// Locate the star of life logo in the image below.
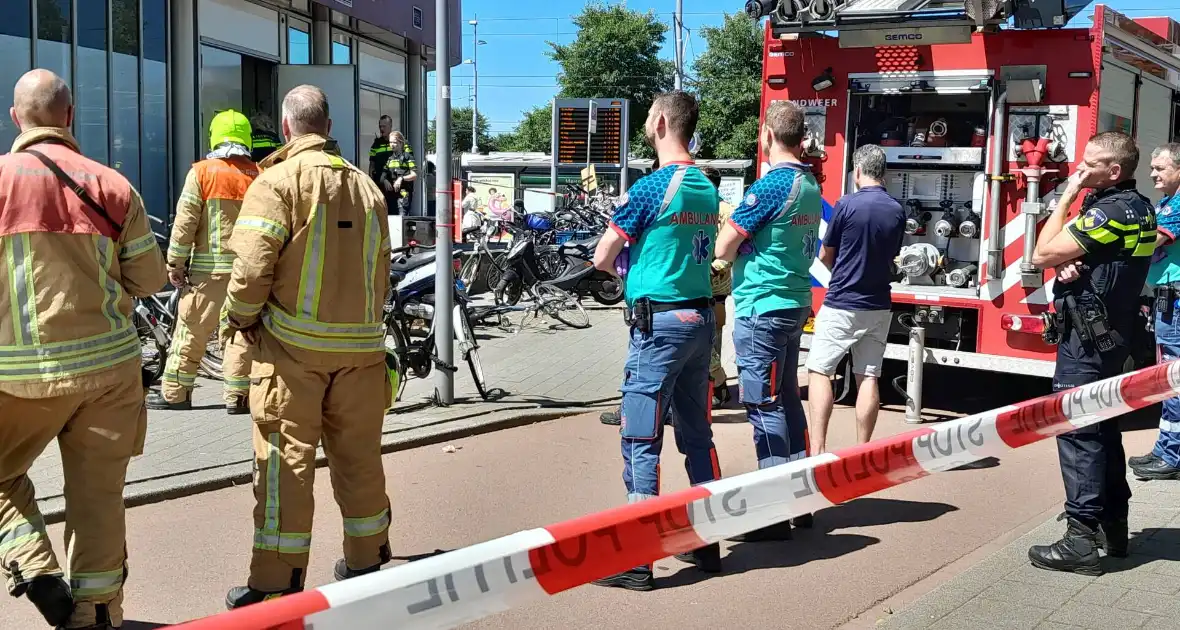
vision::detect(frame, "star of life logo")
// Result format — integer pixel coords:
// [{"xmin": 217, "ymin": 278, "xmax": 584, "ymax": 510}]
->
[{"xmin": 692, "ymin": 230, "xmax": 711, "ymax": 264}]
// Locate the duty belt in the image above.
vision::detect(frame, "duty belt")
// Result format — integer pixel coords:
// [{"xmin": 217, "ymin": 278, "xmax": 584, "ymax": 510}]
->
[{"xmin": 649, "ymin": 297, "xmax": 713, "ymax": 313}]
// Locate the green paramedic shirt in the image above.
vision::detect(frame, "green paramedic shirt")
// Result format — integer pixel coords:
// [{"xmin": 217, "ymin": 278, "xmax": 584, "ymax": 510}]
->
[
  {"xmin": 729, "ymin": 162, "xmax": 823, "ymax": 318},
  {"xmin": 610, "ymin": 162, "xmax": 719, "ymax": 307}
]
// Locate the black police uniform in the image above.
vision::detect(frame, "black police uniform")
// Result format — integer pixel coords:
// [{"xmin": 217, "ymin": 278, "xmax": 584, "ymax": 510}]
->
[
  {"xmin": 384, "ymin": 145, "xmax": 417, "ymax": 215},
  {"xmin": 251, "ymin": 129, "xmax": 282, "ymax": 163},
  {"xmin": 368, "ymin": 135, "xmax": 394, "ymax": 180},
  {"xmin": 1030, "ymin": 179, "xmax": 1156, "ymax": 574}
]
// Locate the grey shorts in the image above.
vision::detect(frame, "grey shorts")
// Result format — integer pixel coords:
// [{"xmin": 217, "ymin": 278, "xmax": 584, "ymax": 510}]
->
[{"xmin": 804, "ymin": 306, "xmax": 892, "ymax": 377}]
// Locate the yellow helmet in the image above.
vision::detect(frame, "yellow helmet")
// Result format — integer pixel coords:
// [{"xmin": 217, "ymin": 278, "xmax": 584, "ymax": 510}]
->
[{"xmin": 209, "ymin": 109, "xmax": 253, "ymax": 150}]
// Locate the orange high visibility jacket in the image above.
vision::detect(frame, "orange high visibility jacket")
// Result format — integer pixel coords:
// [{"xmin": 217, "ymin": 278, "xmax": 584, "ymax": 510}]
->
[
  {"xmin": 0, "ymin": 128, "xmax": 167, "ymax": 398},
  {"xmin": 168, "ymin": 155, "xmax": 259, "ymax": 276},
  {"xmin": 225, "ymin": 134, "xmax": 391, "ymax": 367}
]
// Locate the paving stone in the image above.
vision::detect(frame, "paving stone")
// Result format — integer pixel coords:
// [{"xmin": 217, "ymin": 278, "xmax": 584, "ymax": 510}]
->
[
  {"xmin": 1004, "ymin": 564, "xmax": 1100, "ymax": 591},
  {"xmin": 875, "ymin": 586, "xmax": 976, "ymax": 630},
  {"xmin": 979, "ymin": 579, "xmax": 1078, "ymax": 609},
  {"xmin": 1069, "ymin": 583, "xmax": 1127, "ymax": 607},
  {"xmin": 928, "ymin": 597, "xmax": 1051, "ymax": 629},
  {"xmin": 1094, "ymin": 565, "xmax": 1180, "ymax": 595},
  {"xmin": 1033, "ymin": 623, "xmax": 1085, "ymax": 630},
  {"xmin": 1045, "ymin": 601, "xmax": 1151, "ymax": 629},
  {"xmin": 1111, "ymin": 588, "xmax": 1180, "ymax": 617}
]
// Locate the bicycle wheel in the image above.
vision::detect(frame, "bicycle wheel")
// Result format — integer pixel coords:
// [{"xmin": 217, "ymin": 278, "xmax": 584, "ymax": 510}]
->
[
  {"xmin": 454, "ymin": 304, "xmax": 489, "ymax": 400},
  {"xmin": 135, "ymin": 311, "xmax": 166, "ymax": 387},
  {"xmin": 200, "ymin": 330, "xmax": 224, "ymax": 380},
  {"xmin": 459, "ymin": 254, "xmax": 481, "ymax": 290},
  {"xmin": 385, "ymin": 320, "xmax": 411, "ymax": 402},
  {"xmin": 536, "ymin": 284, "xmax": 591, "ymax": 329}
]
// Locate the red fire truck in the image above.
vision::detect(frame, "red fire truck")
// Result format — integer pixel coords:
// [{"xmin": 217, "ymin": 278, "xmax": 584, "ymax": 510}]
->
[{"xmin": 752, "ymin": 1, "xmax": 1180, "ymax": 408}]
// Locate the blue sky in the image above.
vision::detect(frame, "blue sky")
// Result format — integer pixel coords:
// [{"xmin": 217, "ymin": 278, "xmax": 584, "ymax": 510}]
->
[{"xmin": 428, "ymin": 0, "xmax": 1180, "ymax": 139}]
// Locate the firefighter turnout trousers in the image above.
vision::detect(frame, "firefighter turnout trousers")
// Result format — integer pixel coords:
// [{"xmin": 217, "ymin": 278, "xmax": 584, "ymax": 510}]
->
[
  {"xmin": 0, "ymin": 370, "xmax": 146, "ymax": 628},
  {"xmin": 247, "ymin": 336, "xmax": 393, "ymax": 592},
  {"xmin": 162, "ymin": 274, "xmax": 252, "ymax": 403}
]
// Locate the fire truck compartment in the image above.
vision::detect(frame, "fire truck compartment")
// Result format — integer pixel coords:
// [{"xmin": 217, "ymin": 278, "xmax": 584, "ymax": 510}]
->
[{"xmin": 848, "ymin": 89, "xmax": 990, "ymax": 168}]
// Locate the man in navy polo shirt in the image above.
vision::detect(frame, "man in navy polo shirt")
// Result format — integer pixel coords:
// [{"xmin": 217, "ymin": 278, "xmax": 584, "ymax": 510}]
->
[{"xmin": 806, "ymin": 144, "xmax": 905, "ymax": 455}]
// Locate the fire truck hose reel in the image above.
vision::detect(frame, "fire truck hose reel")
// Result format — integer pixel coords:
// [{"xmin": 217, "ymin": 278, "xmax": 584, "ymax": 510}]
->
[{"xmin": 945, "ymin": 264, "xmax": 979, "ymax": 288}]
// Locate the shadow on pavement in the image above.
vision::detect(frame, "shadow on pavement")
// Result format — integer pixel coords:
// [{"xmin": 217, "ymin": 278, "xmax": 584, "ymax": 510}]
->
[
  {"xmin": 121, "ymin": 622, "xmax": 168, "ymax": 629},
  {"xmin": 1103, "ymin": 527, "xmax": 1180, "ymax": 574},
  {"xmin": 392, "ymin": 548, "xmax": 454, "ymax": 563},
  {"xmin": 658, "ymin": 533, "xmax": 880, "ymax": 588},
  {"xmin": 811, "ymin": 497, "xmax": 959, "ymax": 532}
]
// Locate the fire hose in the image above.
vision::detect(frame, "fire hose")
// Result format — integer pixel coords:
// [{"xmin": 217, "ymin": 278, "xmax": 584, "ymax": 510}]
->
[{"xmin": 169, "ymin": 360, "xmax": 1180, "ymax": 630}]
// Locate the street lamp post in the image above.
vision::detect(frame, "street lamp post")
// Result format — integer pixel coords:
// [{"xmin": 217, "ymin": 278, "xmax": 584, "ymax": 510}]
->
[{"xmin": 467, "ymin": 19, "xmax": 487, "ymax": 154}]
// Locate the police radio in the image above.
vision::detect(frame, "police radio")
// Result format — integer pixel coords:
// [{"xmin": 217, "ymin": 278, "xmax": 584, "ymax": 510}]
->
[{"xmin": 1063, "ymin": 295, "xmax": 1117, "ymax": 353}]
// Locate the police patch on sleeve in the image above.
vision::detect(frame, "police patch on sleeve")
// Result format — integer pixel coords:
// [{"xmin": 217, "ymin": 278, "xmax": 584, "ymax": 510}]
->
[
  {"xmin": 1079, "ymin": 208, "xmax": 1108, "ymax": 232},
  {"xmin": 744, "ymin": 193, "xmax": 759, "ymax": 208}
]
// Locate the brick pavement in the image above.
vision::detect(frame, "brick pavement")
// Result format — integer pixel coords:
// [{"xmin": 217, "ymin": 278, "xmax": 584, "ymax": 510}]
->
[{"xmin": 876, "ymin": 474, "xmax": 1180, "ymax": 630}]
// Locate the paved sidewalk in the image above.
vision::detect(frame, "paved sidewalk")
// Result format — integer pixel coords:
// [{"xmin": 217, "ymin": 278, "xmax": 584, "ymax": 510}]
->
[
  {"xmin": 30, "ymin": 302, "xmax": 756, "ymax": 520},
  {"xmin": 875, "ymin": 473, "xmax": 1180, "ymax": 630}
]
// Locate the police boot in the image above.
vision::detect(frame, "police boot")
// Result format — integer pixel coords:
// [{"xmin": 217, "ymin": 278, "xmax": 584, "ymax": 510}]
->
[
  {"xmin": 1099, "ymin": 519, "xmax": 1129, "ymax": 558},
  {"xmin": 226, "ymin": 570, "xmax": 304, "ymax": 610},
  {"xmin": 145, "ymin": 389, "xmax": 192, "ymax": 411},
  {"xmin": 591, "ymin": 565, "xmax": 654, "ymax": 592},
  {"xmin": 17, "ymin": 575, "xmax": 74, "ymax": 627},
  {"xmin": 225, "ymin": 394, "xmax": 249, "ymax": 415},
  {"xmin": 730, "ymin": 520, "xmax": 793, "ymax": 542},
  {"xmin": 673, "ymin": 543, "xmax": 722, "ymax": 573},
  {"xmin": 1132, "ymin": 458, "xmax": 1180, "ymax": 481},
  {"xmin": 1028, "ymin": 515, "xmax": 1102, "ymax": 576},
  {"xmin": 333, "ymin": 544, "xmax": 392, "ymax": 581}
]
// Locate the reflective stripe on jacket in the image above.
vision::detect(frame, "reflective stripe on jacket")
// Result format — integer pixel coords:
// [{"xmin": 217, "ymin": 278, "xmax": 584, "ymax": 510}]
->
[
  {"xmin": 168, "ymin": 156, "xmax": 259, "ymax": 276},
  {"xmin": 226, "ymin": 134, "xmax": 392, "ymax": 367},
  {"xmin": 0, "ymin": 128, "xmax": 167, "ymax": 397}
]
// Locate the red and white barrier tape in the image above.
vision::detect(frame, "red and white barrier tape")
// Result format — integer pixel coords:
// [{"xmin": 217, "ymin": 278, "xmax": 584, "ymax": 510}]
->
[{"xmin": 170, "ymin": 360, "xmax": 1180, "ymax": 630}]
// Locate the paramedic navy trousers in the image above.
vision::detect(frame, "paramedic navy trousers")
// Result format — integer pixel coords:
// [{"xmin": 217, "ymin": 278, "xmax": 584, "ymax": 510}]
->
[{"xmin": 619, "ymin": 308, "xmax": 721, "ymax": 503}]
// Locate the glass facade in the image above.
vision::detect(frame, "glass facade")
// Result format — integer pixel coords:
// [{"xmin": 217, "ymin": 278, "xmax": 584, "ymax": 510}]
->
[{"xmin": 1, "ymin": 0, "xmax": 172, "ymax": 231}]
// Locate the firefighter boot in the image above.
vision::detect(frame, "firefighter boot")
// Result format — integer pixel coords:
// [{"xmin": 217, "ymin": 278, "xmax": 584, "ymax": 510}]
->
[
  {"xmin": 673, "ymin": 543, "xmax": 722, "ymax": 573},
  {"xmin": 61, "ymin": 602, "xmax": 116, "ymax": 630},
  {"xmin": 145, "ymin": 389, "xmax": 192, "ymax": 411},
  {"xmin": 19, "ymin": 574, "xmax": 74, "ymax": 627},
  {"xmin": 225, "ymin": 574, "xmax": 304, "ymax": 610},
  {"xmin": 225, "ymin": 394, "xmax": 248, "ymax": 415},
  {"xmin": 333, "ymin": 544, "xmax": 393, "ymax": 581},
  {"xmin": 1028, "ymin": 515, "xmax": 1102, "ymax": 576},
  {"xmin": 1099, "ymin": 519, "xmax": 1129, "ymax": 558}
]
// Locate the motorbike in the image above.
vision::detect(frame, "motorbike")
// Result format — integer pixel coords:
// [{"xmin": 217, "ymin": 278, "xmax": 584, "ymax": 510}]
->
[{"xmin": 493, "ymin": 224, "xmax": 592, "ymax": 329}]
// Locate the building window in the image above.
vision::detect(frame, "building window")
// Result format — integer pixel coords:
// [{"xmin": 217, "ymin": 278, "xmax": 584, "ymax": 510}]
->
[
  {"xmin": 142, "ymin": 0, "xmax": 169, "ymax": 232},
  {"xmin": 199, "ymin": 45, "xmax": 243, "ymax": 152},
  {"xmin": 332, "ymin": 31, "xmax": 350, "ymax": 65},
  {"xmin": 288, "ymin": 19, "xmax": 310, "ymax": 65},
  {"xmin": 112, "ymin": 0, "xmax": 140, "ymax": 187},
  {"xmin": 359, "ymin": 89, "xmax": 404, "ymax": 174},
  {"xmin": 76, "ymin": 0, "xmax": 108, "ymax": 163},
  {"xmin": 36, "ymin": 0, "xmax": 71, "ymax": 87},
  {"xmin": 199, "ymin": 0, "xmax": 280, "ymax": 59},
  {"xmin": 358, "ymin": 42, "xmax": 406, "ymax": 93},
  {"xmin": 0, "ymin": 1, "xmax": 33, "ymax": 151}
]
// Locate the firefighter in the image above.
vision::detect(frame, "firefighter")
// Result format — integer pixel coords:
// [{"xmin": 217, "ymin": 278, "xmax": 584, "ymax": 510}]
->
[
  {"xmin": 250, "ymin": 112, "xmax": 282, "ymax": 164},
  {"xmin": 0, "ymin": 69, "xmax": 166, "ymax": 629},
  {"xmin": 1130, "ymin": 142, "xmax": 1180, "ymax": 480},
  {"xmin": 384, "ymin": 131, "xmax": 418, "ymax": 215},
  {"xmin": 591, "ymin": 91, "xmax": 723, "ymax": 591},
  {"xmin": 1028, "ymin": 131, "xmax": 1157, "ymax": 575},
  {"xmin": 221, "ymin": 84, "xmax": 393, "ymax": 608},
  {"xmin": 146, "ymin": 110, "xmax": 258, "ymax": 413},
  {"xmin": 714, "ymin": 100, "xmax": 822, "ymax": 541},
  {"xmin": 700, "ymin": 165, "xmax": 735, "ymax": 406}
]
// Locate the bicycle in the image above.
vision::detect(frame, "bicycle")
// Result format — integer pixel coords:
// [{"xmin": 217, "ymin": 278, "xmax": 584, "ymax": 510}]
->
[
  {"xmin": 134, "ymin": 285, "xmax": 224, "ymax": 387},
  {"xmin": 384, "ymin": 243, "xmax": 492, "ymax": 403}
]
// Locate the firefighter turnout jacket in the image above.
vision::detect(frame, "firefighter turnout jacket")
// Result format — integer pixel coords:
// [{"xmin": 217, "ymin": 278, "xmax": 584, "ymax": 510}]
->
[
  {"xmin": 169, "ymin": 156, "xmax": 258, "ymax": 277},
  {"xmin": 224, "ymin": 133, "xmax": 392, "ymax": 366},
  {"xmin": 0, "ymin": 128, "xmax": 167, "ymax": 397}
]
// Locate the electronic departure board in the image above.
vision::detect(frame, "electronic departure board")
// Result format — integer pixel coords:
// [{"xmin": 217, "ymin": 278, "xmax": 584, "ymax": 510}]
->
[{"xmin": 553, "ymin": 98, "xmax": 629, "ymax": 167}]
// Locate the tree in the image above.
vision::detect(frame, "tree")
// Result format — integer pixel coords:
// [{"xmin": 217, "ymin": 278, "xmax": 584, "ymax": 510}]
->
[
  {"xmin": 427, "ymin": 106, "xmax": 498, "ymax": 154},
  {"xmin": 692, "ymin": 13, "xmax": 764, "ymax": 161},
  {"xmin": 496, "ymin": 105, "xmax": 553, "ymax": 153},
  {"xmin": 545, "ymin": 2, "xmax": 673, "ymax": 158}
]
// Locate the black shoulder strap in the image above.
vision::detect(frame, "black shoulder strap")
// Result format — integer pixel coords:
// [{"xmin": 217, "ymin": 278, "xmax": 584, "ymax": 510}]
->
[{"xmin": 22, "ymin": 148, "xmax": 123, "ymax": 234}]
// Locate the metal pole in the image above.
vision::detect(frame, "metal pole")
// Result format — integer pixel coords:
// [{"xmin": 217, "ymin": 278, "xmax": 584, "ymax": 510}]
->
[
  {"xmin": 905, "ymin": 326, "xmax": 925, "ymax": 424},
  {"xmin": 550, "ymin": 100, "xmax": 558, "ymax": 212},
  {"xmin": 434, "ymin": 0, "xmax": 455, "ymax": 405},
  {"xmin": 673, "ymin": 0, "xmax": 683, "ymax": 91},
  {"xmin": 470, "ymin": 17, "xmax": 479, "ymax": 154}
]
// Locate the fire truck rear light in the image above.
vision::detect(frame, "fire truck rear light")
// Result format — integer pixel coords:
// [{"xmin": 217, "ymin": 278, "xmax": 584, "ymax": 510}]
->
[{"xmin": 1000, "ymin": 313, "xmax": 1046, "ymax": 334}]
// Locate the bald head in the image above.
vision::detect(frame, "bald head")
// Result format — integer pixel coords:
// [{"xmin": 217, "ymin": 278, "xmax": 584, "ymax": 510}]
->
[
  {"xmin": 281, "ymin": 85, "xmax": 331, "ymax": 139},
  {"xmin": 11, "ymin": 69, "xmax": 73, "ymax": 130}
]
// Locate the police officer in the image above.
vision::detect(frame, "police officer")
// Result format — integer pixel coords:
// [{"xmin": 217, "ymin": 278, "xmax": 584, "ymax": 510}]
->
[
  {"xmin": 1130, "ymin": 143, "xmax": 1180, "ymax": 479},
  {"xmin": 713, "ymin": 101, "xmax": 821, "ymax": 540},
  {"xmin": 250, "ymin": 112, "xmax": 282, "ymax": 163},
  {"xmin": 1028, "ymin": 131, "xmax": 1156, "ymax": 575},
  {"xmin": 384, "ymin": 131, "xmax": 417, "ymax": 215},
  {"xmin": 591, "ymin": 91, "xmax": 722, "ymax": 591},
  {"xmin": 0, "ymin": 69, "xmax": 166, "ymax": 630},
  {"xmin": 222, "ymin": 85, "xmax": 394, "ymax": 607},
  {"xmin": 367, "ymin": 114, "xmax": 395, "ymax": 182},
  {"xmin": 146, "ymin": 110, "xmax": 258, "ymax": 413}
]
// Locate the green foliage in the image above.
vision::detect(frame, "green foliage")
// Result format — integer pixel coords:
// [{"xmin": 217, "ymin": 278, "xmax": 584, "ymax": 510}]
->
[
  {"xmin": 496, "ymin": 105, "xmax": 552, "ymax": 153},
  {"xmin": 691, "ymin": 13, "xmax": 764, "ymax": 160},
  {"xmin": 427, "ymin": 106, "xmax": 498, "ymax": 154}
]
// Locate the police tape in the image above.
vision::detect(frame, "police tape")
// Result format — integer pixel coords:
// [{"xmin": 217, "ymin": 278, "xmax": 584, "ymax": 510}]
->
[{"xmin": 169, "ymin": 359, "xmax": 1180, "ymax": 630}]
